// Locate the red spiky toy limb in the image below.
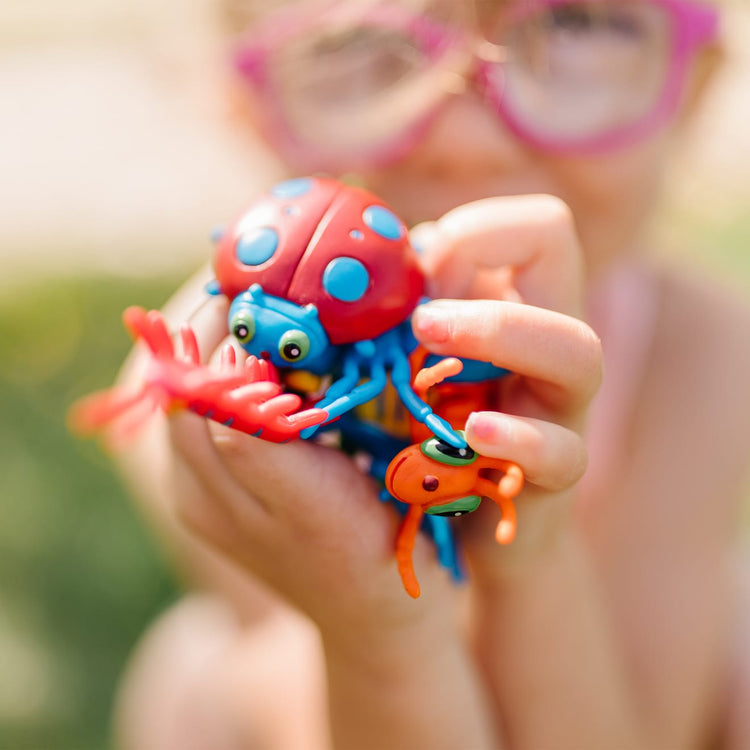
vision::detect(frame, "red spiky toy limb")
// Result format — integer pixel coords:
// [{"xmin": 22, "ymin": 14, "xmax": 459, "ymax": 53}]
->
[{"xmin": 70, "ymin": 306, "xmax": 328, "ymax": 444}]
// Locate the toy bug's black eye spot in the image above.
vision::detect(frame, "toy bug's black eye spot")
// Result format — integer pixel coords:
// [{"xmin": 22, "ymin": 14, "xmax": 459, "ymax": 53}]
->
[
  {"xmin": 278, "ymin": 330, "xmax": 310, "ymax": 363},
  {"xmin": 435, "ymin": 442, "xmax": 475, "ymax": 461},
  {"xmin": 422, "ymin": 475, "xmax": 439, "ymax": 492},
  {"xmin": 230, "ymin": 310, "xmax": 255, "ymax": 344},
  {"xmin": 421, "ymin": 433, "xmax": 478, "ymax": 466}
]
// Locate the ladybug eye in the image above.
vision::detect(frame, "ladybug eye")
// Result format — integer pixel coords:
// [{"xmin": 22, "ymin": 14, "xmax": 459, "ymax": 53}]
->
[
  {"xmin": 230, "ymin": 310, "xmax": 255, "ymax": 344},
  {"xmin": 278, "ymin": 330, "xmax": 310, "ymax": 363}
]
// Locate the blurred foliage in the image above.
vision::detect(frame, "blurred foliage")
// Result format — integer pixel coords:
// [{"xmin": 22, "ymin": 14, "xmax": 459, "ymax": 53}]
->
[
  {"xmin": 0, "ymin": 274, "xmax": 183, "ymax": 750},
  {"xmin": 690, "ymin": 216, "xmax": 750, "ymax": 285},
  {"xmin": 657, "ymin": 204, "xmax": 750, "ymax": 298}
]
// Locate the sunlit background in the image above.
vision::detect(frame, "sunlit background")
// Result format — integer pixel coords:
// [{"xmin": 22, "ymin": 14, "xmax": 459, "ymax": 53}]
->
[{"xmin": 1, "ymin": 1, "xmax": 748, "ymax": 747}]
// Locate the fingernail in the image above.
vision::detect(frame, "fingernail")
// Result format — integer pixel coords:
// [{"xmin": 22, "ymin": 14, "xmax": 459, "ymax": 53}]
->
[
  {"xmin": 412, "ymin": 305, "xmax": 451, "ymax": 343},
  {"xmin": 466, "ymin": 411, "xmax": 510, "ymax": 442}
]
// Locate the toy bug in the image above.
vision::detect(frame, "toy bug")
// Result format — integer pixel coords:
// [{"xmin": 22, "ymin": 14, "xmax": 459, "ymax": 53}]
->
[
  {"xmin": 386, "ymin": 434, "xmax": 524, "ymax": 598},
  {"xmin": 71, "ymin": 177, "xmax": 524, "ymax": 597},
  {"xmin": 381, "ymin": 357, "xmax": 524, "ymax": 597},
  {"xmin": 212, "ymin": 176, "xmax": 474, "ymax": 447}
]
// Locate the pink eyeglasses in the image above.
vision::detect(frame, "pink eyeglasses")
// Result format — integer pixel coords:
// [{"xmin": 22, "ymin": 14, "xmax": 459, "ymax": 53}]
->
[{"xmin": 232, "ymin": 0, "xmax": 720, "ymax": 172}]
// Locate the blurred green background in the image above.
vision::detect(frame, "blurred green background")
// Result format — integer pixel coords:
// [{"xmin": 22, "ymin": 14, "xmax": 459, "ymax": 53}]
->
[{"xmin": 0, "ymin": 275, "xmax": 184, "ymax": 750}]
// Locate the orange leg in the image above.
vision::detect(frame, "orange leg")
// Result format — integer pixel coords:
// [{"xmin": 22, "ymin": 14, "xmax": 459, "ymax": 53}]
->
[
  {"xmin": 395, "ymin": 505, "xmax": 425, "ymax": 598},
  {"xmin": 475, "ymin": 476, "xmax": 518, "ymax": 545},
  {"xmin": 497, "ymin": 461, "xmax": 524, "ymax": 498}
]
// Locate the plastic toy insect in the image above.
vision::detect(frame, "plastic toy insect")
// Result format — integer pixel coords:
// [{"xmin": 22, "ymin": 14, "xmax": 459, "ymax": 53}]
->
[
  {"xmin": 71, "ymin": 305, "xmax": 329, "ymax": 444},
  {"xmin": 72, "ymin": 176, "xmax": 523, "ymax": 597},
  {"xmin": 378, "ymin": 356, "xmax": 523, "ymax": 597},
  {"xmin": 212, "ymin": 176, "xmax": 481, "ymax": 447},
  {"xmin": 386, "ymin": 433, "xmax": 524, "ymax": 598}
]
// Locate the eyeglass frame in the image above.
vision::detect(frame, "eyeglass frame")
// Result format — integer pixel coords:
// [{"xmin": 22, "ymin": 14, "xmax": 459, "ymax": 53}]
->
[{"xmin": 232, "ymin": 0, "xmax": 720, "ymax": 171}]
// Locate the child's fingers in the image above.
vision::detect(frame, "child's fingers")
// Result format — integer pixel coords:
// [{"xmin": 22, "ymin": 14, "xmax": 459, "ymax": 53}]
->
[
  {"xmin": 417, "ymin": 195, "xmax": 585, "ymax": 316},
  {"xmin": 168, "ymin": 441, "xmax": 254, "ymax": 556},
  {"xmin": 412, "ymin": 299, "xmax": 602, "ymax": 413},
  {"xmin": 169, "ymin": 399, "xmax": 393, "ymax": 544},
  {"xmin": 178, "ymin": 293, "xmax": 231, "ymax": 364},
  {"xmin": 115, "ymin": 276, "xmax": 230, "ymax": 389},
  {"xmin": 207, "ymin": 424, "xmax": 392, "ymax": 535},
  {"xmin": 168, "ymin": 412, "xmax": 272, "ymax": 532},
  {"xmin": 466, "ymin": 411, "xmax": 588, "ymax": 493}
]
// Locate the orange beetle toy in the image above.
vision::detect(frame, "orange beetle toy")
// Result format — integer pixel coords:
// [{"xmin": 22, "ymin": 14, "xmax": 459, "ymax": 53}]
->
[{"xmin": 384, "ymin": 359, "xmax": 524, "ymax": 598}]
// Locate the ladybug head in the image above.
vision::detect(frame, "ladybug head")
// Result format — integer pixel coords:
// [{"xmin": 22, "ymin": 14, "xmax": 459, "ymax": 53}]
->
[
  {"xmin": 228, "ymin": 284, "xmax": 336, "ymax": 374},
  {"xmin": 212, "ymin": 178, "xmax": 425, "ymax": 345}
]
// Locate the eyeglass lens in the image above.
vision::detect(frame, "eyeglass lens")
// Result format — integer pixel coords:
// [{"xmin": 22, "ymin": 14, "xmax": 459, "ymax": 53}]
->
[
  {"xmin": 494, "ymin": 1, "xmax": 671, "ymax": 141},
  {"xmin": 261, "ymin": 0, "xmax": 677, "ymax": 153}
]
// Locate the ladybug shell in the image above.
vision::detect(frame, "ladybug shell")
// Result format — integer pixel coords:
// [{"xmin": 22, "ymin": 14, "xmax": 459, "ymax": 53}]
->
[{"xmin": 213, "ymin": 177, "xmax": 425, "ymax": 344}]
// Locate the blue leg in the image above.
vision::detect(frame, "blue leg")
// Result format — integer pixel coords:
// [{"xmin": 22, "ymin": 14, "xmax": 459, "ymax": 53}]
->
[
  {"xmin": 318, "ymin": 359, "xmax": 388, "ymax": 420},
  {"xmin": 318, "ymin": 356, "xmax": 362, "ymax": 404},
  {"xmin": 390, "ymin": 354, "xmax": 466, "ymax": 448},
  {"xmin": 425, "ymin": 516, "xmax": 464, "ymax": 582},
  {"xmin": 300, "ymin": 357, "xmax": 362, "ymax": 439},
  {"xmin": 302, "ymin": 357, "xmax": 389, "ymax": 439}
]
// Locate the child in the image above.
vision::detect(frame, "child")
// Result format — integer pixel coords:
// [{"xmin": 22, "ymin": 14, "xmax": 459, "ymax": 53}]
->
[{"xmin": 111, "ymin": 1, "xmax": 750, "ymax": 748}]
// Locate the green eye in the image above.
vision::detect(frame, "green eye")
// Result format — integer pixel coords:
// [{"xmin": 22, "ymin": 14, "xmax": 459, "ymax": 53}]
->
[
  {"xmin": 425, "ymin": 495, "xmax": 482, "ymax": 517},
  {"xmin": 278, "ymin": 330, "xmax": 310, "ymax": 362},
  {"xmin": 230, "ymin": 310, "xmax": 255, "ymax": 344},
  {"xmin": 421, "ymin": 433, "xmax": 477, "ymax": 467}
]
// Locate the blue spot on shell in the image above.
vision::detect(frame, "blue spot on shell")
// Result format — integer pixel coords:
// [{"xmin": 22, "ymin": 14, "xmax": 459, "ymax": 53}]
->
[
  {"xmin": 362, "ymin": 205, "xmax": 404, "ymax": 240},
  {"xmin": 271, "ymin": 178, "xmax": 313, "ymax": 198},
  {"xmin": 204, "ymin": 279, "xmax": 221, "ymax": 296},
  {"xmin": 323, "ymin": 257, "xmax": 370, "ymax": 302},
  {"xmin": 236, "ymin": 227, "xmax": 278, "ymax": 266},
  {"xmin": 349, "ymin": 229, "xmax": 364, "ymax": 240}
]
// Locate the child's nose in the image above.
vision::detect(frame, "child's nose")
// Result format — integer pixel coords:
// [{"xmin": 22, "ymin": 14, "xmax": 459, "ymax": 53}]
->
[{"xmin": 412, "ymin": 84, "xmax": 531, "ymax": 177}]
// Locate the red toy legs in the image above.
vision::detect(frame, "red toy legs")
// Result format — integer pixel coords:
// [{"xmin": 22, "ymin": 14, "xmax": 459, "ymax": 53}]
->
[{"xmin": 70, "ymin": 306, "xmax": 328, "ymax": 444}]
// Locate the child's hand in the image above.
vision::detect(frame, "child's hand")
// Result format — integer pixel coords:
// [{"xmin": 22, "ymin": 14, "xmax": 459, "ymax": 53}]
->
[
  {"xmin": 158, "ymin": 294, "xmax": 462, "ymax": 637},
  {"xmin": 115, "ymin": 275, "xmax": 499, "ymax": 748},
  {"xmin": 411, "ymin": 194, "xmax": 603, "ymax": 581}
]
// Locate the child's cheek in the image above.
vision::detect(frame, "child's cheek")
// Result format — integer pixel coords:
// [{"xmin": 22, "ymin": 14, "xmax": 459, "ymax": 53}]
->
[{"xmin": 547, "ymin": 136, "xmax": 670, "ymax": 267}]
